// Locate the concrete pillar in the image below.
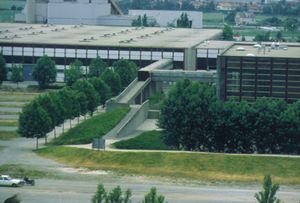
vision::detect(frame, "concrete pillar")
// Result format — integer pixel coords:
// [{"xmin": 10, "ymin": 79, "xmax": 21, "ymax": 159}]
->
[
  {"xmin": 26, "ymin": 0, "xmax": 36, "ymax": 23},
  {"xmin": 184, "ymin": 47, "xmax": 196, "ymax": 71}
]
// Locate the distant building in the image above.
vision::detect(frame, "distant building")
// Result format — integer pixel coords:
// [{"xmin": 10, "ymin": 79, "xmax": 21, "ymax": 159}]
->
[
  {"xmin": 128, "ymin": 10, "xmax": 203, "ymax": 29},
  {"xmin": 15, "ymin": 0, "xmax": 127, "ymax": 26},
  {"xmin": 235, "ymin": 12, "xmax": 256, "ymax": 26}
]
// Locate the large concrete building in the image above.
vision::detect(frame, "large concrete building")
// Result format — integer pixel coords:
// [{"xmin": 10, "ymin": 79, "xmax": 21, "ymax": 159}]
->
[
  {"xmin": 0, "ymin": 23, "xmax": 221, "ymax": 81},
  {"xmin": 15, "ymin": 0, "xmax": 125, "ymax": 25},
  {"xmin": 217, "ymin": 43, "xmax": 300, "ymax": 102}
]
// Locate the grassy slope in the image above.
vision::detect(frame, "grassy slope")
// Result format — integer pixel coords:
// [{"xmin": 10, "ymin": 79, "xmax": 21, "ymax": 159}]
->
[
  {"xmin": 52, "ymin": 107, "xmax": 130, "ymax": 145},
  {"xmin": 37, "ymin": 146, "xmax": 300, "ymax": 184},
  {"xmin": 113, "ymin": 130, "xmax": 170, "ymax": 150},
  {"xmin": 0, "ymin": 131, "xmax": 19, "ymax": 140},
  {"xmin": 0, "ymin": 164, "xmax": 54, "ymax": 179}
]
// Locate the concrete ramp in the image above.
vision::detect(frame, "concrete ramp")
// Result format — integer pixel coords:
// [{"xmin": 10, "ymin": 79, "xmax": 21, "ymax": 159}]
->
[{"xmin": 104, "ymin": 101, "xmax": 149, "ymax": 139}]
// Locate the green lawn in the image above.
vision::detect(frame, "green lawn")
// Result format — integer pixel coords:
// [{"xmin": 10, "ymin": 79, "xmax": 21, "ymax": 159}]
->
[
  {"xmin": 0, "ymin": 131, "xmax": 19, "ymax": 140},
  {"xmin": 234, "ymin": 28, "xmax": 300, "ymax": 39},
  {"xmin": 0, "ymin": 120, "xmax": 18, "ymax": 127},
  {"xmin": 113, "ymin": 130, "xmax": 170, "ymax": 150},
  {"xmin": 203, "ymin": 12, "xmax": 223, "ymax": 26},
  {"xmin": 0, "ymin": 164, "xmax": 54, "ymax": 179},
  {"xmin": 37, "ymin": 146, "xmax": 300, "ymax": 184},
  {"xmin": 51, "ymin": 107, "xmax": 130, "ymax": 145}
]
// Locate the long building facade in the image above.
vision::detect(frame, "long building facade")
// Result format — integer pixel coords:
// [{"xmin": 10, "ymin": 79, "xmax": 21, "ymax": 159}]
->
[{"xmin": 0, "ymin": 23, "xmax": 221, "ymax": 81}]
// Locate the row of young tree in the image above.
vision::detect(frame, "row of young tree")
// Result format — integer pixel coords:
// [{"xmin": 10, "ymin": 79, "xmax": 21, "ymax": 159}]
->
[
  {"xmin": 0, "ymin": 54, "xmax": 24, "ymax": 85},
  {"xmin": 19, "ymin": 79, "xmax": 106, "ymax": 146},
  {"xmin": 159, "ymin": 79, "xmax": 300, "ymax": 154},
  {"xmin": 18, "ymin": 56, "xmax": 138, "ymax": 146}
]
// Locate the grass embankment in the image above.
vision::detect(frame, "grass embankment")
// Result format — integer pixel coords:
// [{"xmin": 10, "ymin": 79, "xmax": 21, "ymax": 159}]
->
[
  {"xmin": 0, "ymin": 131, "xmax": 19, "ymax": 140},
  {"xmin": 113, "ymin": 130, "xmax": 170, "ymax": 150},
  {"xmin": 203, "ymin": 12, "xmax": 223, "ymax": 27},
  {"xmin": 37, "ymin": 146, "xmax": 300, "ymax": 184},
  {"xmin": 0, "ymin": 164, "xmax": 54, "ymax": 179},
  {"xmin": 0, "ymin": 120, "xmax": 18, "ymax": 126},
  {"xmin": 51, "ymin": 107, "xmax": 130, "ymax": 145}
]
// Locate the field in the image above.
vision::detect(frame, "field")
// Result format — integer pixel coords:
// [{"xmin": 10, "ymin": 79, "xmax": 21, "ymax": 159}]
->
[
  {"xmin": 37, "ymin": 146, "xmax": 300, "ymax": 184},
  {"xmin": 203, "ymin": 12, "xmax": 223, "ymax": 27},
  {"xmin": 113, "ymin": 130, "xmax": 170, "ymax": 150},
  {"xmin": 51, "ymin": 107, "xmax": 130, "ymax": 145}
]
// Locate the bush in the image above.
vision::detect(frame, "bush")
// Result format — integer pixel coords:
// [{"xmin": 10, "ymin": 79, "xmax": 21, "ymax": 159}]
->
[{"xmin": 113, "ymin": 131, "xmax": 170, "ymax": 150}]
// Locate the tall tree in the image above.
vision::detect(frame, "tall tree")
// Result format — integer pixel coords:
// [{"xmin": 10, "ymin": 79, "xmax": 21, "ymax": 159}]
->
[
  {"xmin": 64, "ymin": 59, "xmax": 82, "ymax": 86},
  {"xmin": 0, "ymin": 54, "xmax": 7, "ymax": 85},
  {"xmin": 88, "ymin": 77, "xmax": 112, "ymax": 106},
  {"xmin": 101, "ymin": 69, "xmax": 121, "ymax": 96},
  {"xmin": 222, "ymin": 24, "xmax": 234, "ymax": 40},
  {"xmin": 11, "ymin": 64, "xmax": 24, "ymax": 86},
  {"xmin": 32, "ymin": 55, "xmax": 56, "ymax": 89},
  {"xmin": 113, "ymin": 59, "xmax": 137, "ymax": 88},
  {"xmin": 89, "ymin": 56, "xmax": 107, "ymax": 78},
  {"xmin": 142, "ymin": 14, "xmax": 148, "ymax": 26},
  {"xmin": 19, "ymin": 100, "xmax": 52, "ymax": 148},
  {"xmin": 72, "ymin": 80, "xmax": 100, "ymax": 115},
  {"xmin": 177, "ymin": 12, "xmax": 191, "ymax": 28}
]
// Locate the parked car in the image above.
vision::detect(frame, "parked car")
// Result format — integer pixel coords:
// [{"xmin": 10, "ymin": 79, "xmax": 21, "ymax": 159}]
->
[{"xmin": 0, "ymin": 175, "xmax": 25, "ymax": 187}]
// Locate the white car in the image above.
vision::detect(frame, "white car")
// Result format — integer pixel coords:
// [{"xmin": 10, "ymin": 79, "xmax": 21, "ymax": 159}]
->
[{"xmin": 0, "ymin": 175, "xmax": 25, "ymax": 187}]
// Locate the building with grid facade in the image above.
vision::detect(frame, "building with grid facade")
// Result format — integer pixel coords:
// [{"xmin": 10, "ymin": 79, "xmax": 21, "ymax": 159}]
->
[{"xmin": 217, "ymin": 43, "xmax": 300, "ymax": 102}]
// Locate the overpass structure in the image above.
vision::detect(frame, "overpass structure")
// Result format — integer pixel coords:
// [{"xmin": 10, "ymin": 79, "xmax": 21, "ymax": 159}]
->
[{"xmin": 104, "ymin": 59, "xmax": 216, "ymax": 142}]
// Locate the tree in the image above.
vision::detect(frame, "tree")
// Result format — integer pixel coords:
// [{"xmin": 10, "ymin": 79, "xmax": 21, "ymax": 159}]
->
[
  {"xmin": 132, "ymin": 15, "xmax": 142, "ymax": 26},
  {"xmin": 47, "ymin": 91, "xmax": 66, "ymax": 137},
  {"xmin": 284, "ymin": 17, "xmax": 298, "ymax": 39},
  {"xmin": 0, "ymin": 54, "xmax": 7, "ymax": 85},
  {"xmin": 177, "ymin": 12, "xmax": 191, "ymax": 28},
  {"xmin": 89, "ymin": 56, "xmax": 107, "ymax": 78},
  {"xmin": 36, "ymin": 94, "xmax": 59, "ymax": 140},
  {"xmin": 142, "ymin": 187, "xmax": 167, "ymax": 203},
  {"xmin": 64, "ymin": 60, "xmax": 82, "ymax": 86},
  {"xmin": 88, "ymin": 77, "xmax": 112, "ymax": 106},
  {"xmin": 32, "ymin": 55, "xmax": 56, "ymax": 89},
  {"xmin": 72, "ymin": 80, "xmax": 100, "ymax": 115},
  {"xmin": 113, "ymin": 59, "xmax": 137, "ymax": 88},
  {"xmin": 225, "ymin": 11, "xmax": 236, "ymax": 24},
  {"xmin": 255, "ymin": 175, "xmax": 283, "ymax": 203},
  {"xmin": 254, "ymin": 32, "xmax": 271, "ymax": 42},
  {"xmin": 11, "ymin": 5, "xmax": 17, "ymax": 11},
  {"xmin": 142, "ymin": 14, "xmax": 148, "ymax": 27},
  {"xmin": 11, "ymin": 64, "xmax": 24, "ymax": 86},
  {"xmin": 101, "ymin": 69, "xmax": 121, "ymax": 96},
  {"xmin": 222, "ymin": 24, "xmax": 233, "ymax": 40},
  {"xmin": 57, "ymin": 87, "xmax": 76, "ymax": 132},
  {"xmin": 252, "ymin": 98, "xmax": 287, "ymax": 153},
  {"xmin": 19, "ymin": 100, "xmax": 52, "ymax": 148},
  {"xmin": 92, "ymin": 184, "xmax": 132, "ymax": 203},
  {"xmin": 276, "ymin": 31, "xmax": 283, "ymax": 40},
  {"xmin": 280, "ymin": 100, "xmax": 300, "ymax": 154}
]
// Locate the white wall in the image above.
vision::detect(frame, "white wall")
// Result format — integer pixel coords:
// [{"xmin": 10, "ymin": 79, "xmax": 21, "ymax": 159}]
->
[
  {"xmin": 48, "ymin": 2, "xmax": 111, "ymax": 25},
  {"xmin": 129, "ymin": 10, "xmax": 203, "ymax": 28}
]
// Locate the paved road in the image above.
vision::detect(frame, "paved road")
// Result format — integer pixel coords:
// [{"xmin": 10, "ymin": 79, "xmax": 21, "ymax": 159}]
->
[{"xmin": 0, "ymin": 118, "xmax": 299, "ymax": 203}]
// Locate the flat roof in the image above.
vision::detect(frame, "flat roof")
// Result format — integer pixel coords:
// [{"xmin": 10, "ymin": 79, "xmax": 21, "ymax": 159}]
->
[
  {"xmin": 0, "ymin": 23, "xmax": 221, "ymax": 49},
  {"xmin": 196, "ymin": 40, "xmax": 233, "ymax": 49},
  {"xmin": 222, "ymin": 43, "xmax": 300, "ymax": 58}
]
